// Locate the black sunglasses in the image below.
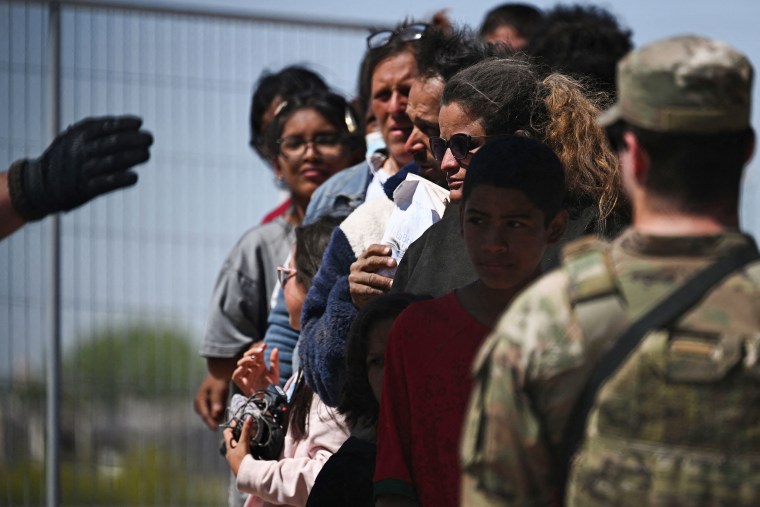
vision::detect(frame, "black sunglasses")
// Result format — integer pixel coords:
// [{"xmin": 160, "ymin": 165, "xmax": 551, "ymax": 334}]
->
[
  {"xmin": 367, "ymin": 23, "xmax": 428, "ymax": 50},
  {"xmin": 429, "ymin": 134, "xmax": 491, "ymax": 162}
]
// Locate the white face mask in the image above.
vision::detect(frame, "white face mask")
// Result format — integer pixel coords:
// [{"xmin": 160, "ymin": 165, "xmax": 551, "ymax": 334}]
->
[{"xmin": 365, "ymin": 130, "xmax": 386, "ymax": 163}]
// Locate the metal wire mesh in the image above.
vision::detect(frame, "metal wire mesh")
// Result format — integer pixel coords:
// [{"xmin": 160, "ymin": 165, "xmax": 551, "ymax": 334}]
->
[{"xmin": 0, "ymin": 1, "xmax": 369, "ymax": 505}]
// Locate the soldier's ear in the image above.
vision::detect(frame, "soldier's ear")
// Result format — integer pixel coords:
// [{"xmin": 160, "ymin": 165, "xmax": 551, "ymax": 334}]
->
[{"xmin": 624, "ymin": 131, "xmax": 650, "ymax": 185}]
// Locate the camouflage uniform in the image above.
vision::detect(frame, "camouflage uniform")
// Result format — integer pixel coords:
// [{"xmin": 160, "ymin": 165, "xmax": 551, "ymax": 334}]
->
[
  {"xmin": 460, "ymin": 229, "xmax": 760, "ymax": 505},
  {"xmin": 460, "ymin": 35, "xmax": 760, "ymax": 507}
]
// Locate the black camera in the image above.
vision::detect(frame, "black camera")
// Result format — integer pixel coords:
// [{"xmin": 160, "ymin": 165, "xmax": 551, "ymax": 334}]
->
[{"xmin": 220, "ymin": 384, "xmax": 289, "ymax": 461}]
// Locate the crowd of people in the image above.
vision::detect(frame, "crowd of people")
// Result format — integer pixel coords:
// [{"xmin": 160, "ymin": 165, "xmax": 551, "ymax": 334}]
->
[{"xmin": 3, "ymin": 2, "xmax": 758, "ymax": 506}]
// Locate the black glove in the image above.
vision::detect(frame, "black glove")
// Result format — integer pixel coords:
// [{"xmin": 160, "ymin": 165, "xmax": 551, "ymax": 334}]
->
[{"xmin": 8, "ymin": 115, "xmax": 153, "ymax": 221}]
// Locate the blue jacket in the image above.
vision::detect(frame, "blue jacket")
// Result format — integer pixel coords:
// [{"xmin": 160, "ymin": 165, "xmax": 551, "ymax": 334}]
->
[
  {"xmin": 263, "ymin": 161, "xmax": 373, "ymax": 381},
  {"xmin": 304, "ymin": 161, "xmax": 373, "ymax": 224},
  {"xmin": 299, "ymin": 162, "xmax": 420, "ymax": 406}
]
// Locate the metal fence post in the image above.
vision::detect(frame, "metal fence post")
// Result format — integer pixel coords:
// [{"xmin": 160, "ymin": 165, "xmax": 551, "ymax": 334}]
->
[{"xmin": 46, "ymin": 2, "xmax": 61, "ymax": 506}]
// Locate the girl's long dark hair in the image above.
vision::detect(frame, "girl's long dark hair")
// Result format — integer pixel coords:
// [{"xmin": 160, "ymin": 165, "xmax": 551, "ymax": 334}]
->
[
  {"xmin": 338, "ymin": 292, "xmax": 431, "ymax": 430},
  {"xmin": 287, "ymin": 216, "xmax": 342, "ymax": 442}
]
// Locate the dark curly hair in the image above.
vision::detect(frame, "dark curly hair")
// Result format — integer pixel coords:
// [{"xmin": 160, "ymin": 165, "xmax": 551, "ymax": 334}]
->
[
  {"xmin": 338, "ymin": 292, "xmax": 431, "ymax": 430},
  {"xmin": 526, "ymin": 4, "xmax": 633, "ymax": 99},
  {"xmin": 479, "ymin": 3, "xmax": 544, "ymax": 42},
  {"xmin": 416, "ymin": 26, "xmax": 509, "ymax": 82}
]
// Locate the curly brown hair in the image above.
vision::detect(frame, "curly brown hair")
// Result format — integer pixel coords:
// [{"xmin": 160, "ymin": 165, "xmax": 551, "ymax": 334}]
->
[{"xmin": 442, "ymin": 57, "xmax": 627, "ymax": 235}]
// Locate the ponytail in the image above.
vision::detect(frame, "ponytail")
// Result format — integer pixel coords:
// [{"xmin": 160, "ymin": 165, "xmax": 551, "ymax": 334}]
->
[{"xmin": 540, "ymin": 73, "xmax": 626, "ymax": 234}]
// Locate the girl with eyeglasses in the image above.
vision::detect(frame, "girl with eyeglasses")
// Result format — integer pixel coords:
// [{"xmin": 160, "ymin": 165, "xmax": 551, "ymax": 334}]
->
[{"xmin": 201, "ymin": 90, "xmax": 363, "ymax": 453}]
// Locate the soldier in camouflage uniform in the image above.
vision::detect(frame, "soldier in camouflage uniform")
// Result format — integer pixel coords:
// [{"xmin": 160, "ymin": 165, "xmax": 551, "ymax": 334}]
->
[{"xmin": 460, "ymin": 35, "xmax": 760, "ymax": 506}]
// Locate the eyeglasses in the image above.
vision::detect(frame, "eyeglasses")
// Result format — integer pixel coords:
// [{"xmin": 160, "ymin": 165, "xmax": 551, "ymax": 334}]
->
[
  {"xmin": 429, "ymin": 134, "xmax": 490, "ymax": 162},
  {"xmin": 367, "ymin": 23, "xmax": 428, "ymax": 50},
  {"xmin": 276, "ymin": 266, "xmax": 297, "ymax": 286},
  {"xmin": 277, "ymin": 133, "xmax": 344, "ymax": 158}
]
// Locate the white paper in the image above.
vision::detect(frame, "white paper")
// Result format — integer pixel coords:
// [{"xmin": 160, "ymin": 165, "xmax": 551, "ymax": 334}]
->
[{"xmin": 378, "ymin": 173, "xmax": 449, "ymax": 277}]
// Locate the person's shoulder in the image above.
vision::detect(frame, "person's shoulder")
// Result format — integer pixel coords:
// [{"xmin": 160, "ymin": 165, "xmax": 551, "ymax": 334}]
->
[
  {"xmin": 336, "ymin": 196, "xmax": 394, "ymax": 258},
  {"xmin": 315, "ymin": 161, "xmax": 370, "ymax": 194},
  {"xmin": 229, "ymin": 217, "xmax": 291, "ymax": 253},
  {"xmin": 487, "ymin": 269, "xmax": 576, "ymax": 363},
  {"xmin": 340, "ymin": 195, "xmax": 394, "ymax": 227}
]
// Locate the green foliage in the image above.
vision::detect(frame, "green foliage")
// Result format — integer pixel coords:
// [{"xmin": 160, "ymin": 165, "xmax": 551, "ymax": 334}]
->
[
  {"xmin": 0, "ymin": 447, "xmax": 226, "ymax": 506},
  {"xmin": 63, "ymin": 324, "xmax": 206, "ymax": 402}
]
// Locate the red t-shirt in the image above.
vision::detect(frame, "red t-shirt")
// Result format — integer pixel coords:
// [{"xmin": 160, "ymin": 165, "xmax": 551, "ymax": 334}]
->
[
  {"xmin": 260, "ymin": 198, "xmax": 292, "ymax": 224},
  {"xmin": 374, "ymin": 291, "xmax": 490, "ymax": 506}
]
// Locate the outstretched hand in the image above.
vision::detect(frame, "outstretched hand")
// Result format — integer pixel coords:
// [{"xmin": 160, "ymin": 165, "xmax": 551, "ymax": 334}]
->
[
  {"xmin": 8, "ymin": 115, "xmax": 153, "ymax": 221},
  {"xmin": 232, "ymin": 343, "xmax": 280, "ymax": 396},
  {"xmin": 349, "ymin": 243, "xmax": 396, "ymax": 310}
]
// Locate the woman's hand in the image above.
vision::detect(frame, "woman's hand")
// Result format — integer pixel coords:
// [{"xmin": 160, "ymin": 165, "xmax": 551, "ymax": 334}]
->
[
  {"xmin": 224, "ymin": 417, "xmax": 254, "ymax": 476},
  {"xmin": 349, "ymin": 243, "xmax": 396, "ymax": 310},
  {"xmin": 232, "ymin": 343, "xmax": 280, "ymax": 396}
]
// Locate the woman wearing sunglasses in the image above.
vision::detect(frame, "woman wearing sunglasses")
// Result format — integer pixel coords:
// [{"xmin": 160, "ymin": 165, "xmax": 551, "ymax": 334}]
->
[{"xmin": 390, "ymin": 55, "xmax": 629, "ymax": 298}]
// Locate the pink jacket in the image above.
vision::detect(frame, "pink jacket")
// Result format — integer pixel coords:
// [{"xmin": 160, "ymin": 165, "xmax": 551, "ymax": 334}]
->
[{"xmin": 237, "ymin": 394, "xmax": 349, "ymax": 507}]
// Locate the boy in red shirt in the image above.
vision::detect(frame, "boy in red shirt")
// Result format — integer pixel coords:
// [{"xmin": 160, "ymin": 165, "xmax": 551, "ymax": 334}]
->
[{"xmin": 374, "ymin": 137, "xmax": 568, "ymax": 506}]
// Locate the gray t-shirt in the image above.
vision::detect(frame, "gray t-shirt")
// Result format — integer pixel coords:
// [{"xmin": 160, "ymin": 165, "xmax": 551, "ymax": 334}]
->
[{"xmin": 201, "ymin": 215, "xmax": 295, "ymax": 358}]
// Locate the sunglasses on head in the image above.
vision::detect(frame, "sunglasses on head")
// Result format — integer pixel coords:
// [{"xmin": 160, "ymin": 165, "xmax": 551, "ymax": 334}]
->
[{"xmin": 366, "ymin": 23, "xmax": 428, "ymax": 50}]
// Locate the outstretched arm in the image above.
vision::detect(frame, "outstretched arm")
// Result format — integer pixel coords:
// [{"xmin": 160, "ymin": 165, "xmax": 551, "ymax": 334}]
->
[{"xmin": 1, "ymin": 115, "xmax": 152, "ymax": 240}]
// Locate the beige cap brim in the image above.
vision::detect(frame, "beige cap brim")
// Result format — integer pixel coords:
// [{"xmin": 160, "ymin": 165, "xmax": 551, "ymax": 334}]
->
[{"xmin": 597, "ymin": 101, "xmax": 622, "ymax": 128}]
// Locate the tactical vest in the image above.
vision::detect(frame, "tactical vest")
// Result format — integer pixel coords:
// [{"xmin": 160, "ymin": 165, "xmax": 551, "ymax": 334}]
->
[{"xmin": 561, "ymin": 236, "xmax": 760, "ymax": 507}]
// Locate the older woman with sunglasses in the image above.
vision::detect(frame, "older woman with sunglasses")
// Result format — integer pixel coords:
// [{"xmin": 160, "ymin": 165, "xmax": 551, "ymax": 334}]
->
[{"xmin": 390, "ymin": 56, "xmax": 630, "ymax": 298}]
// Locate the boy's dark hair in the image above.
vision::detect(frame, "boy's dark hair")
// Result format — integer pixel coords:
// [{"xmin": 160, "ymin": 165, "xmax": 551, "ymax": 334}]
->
[
  {"xmin": 606, "ymin": 121, "xmax": 754, "ymax": 214},
  {"xmin": 479, "ymin": 3, "xmax": 544, "ymax": 41},
  {"xmin": 356, "ymin": 20, "xmax": 421, "ymax": 123},
  {"xmin": 288, "ymin": 215, "xmax": 343, "ymax": 442},
  {"xmin": 463, "ymin": 136, "xmax": 566, "ymax": 222},
  {"xmin": 527, "ymin": 5, "xmax": 633, "ymax": 98},
  {"xmin": 249, "ymin": 66, "xmax": 327, "ymax": 160},
  {"xmin": 338, "ymin": 292, "xmax": 432, "ymax": 430},
  {"xmin": 416, "ymin": 26, "xmax": 508, "ymax": 83},
  {"xmin": 264, "ymin": 90, "xmax": 365, "ymax": 166}
]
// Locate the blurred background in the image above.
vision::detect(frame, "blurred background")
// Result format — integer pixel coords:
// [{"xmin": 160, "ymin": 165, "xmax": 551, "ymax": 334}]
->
[{"xmin": 2, "ymin": 0, "xmax": 760, "ymax": 505}]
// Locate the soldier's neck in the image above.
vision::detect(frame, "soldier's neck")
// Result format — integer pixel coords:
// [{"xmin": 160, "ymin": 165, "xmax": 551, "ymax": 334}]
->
[{"xmin": 632, "ymin": 196, "xmax": 739, "ymax": 236}]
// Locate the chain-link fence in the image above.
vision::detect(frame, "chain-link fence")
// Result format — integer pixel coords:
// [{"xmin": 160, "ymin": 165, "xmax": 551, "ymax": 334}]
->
[{"xmin": 0, "ymin": 1, "xmax": 370, "ymax": 505}]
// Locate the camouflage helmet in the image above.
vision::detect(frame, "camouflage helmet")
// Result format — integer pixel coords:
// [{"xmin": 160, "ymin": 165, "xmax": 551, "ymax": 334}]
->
[{"xmin": 598, "ymin": 34, "xmax": 753, "ymax": 133}]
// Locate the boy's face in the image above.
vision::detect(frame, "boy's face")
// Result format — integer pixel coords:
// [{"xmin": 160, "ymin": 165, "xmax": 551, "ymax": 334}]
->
[{"xmin": 460, "ymin": 185, "xmax": 564, "ymax": 291}]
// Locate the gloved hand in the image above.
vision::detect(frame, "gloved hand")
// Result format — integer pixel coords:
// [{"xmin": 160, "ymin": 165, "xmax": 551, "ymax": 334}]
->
[{"xmin": 8, "ymin": 115, "xmax": 153, "ymax": 220}]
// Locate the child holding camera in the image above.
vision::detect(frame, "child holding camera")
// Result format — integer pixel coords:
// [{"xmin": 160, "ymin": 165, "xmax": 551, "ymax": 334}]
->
[{"xmin": 224, "ymin": 217, "xmax": 349, "ymax": 507}]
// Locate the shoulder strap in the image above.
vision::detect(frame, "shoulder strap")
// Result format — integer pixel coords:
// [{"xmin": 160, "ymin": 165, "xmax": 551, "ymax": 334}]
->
[
  {"xmin": 562, "ymin": 237, "xmax": 630, "ymax": 351},
  {"xmin": 557, "ymin": 241, "xmax": 760, "ymax": 500}
]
